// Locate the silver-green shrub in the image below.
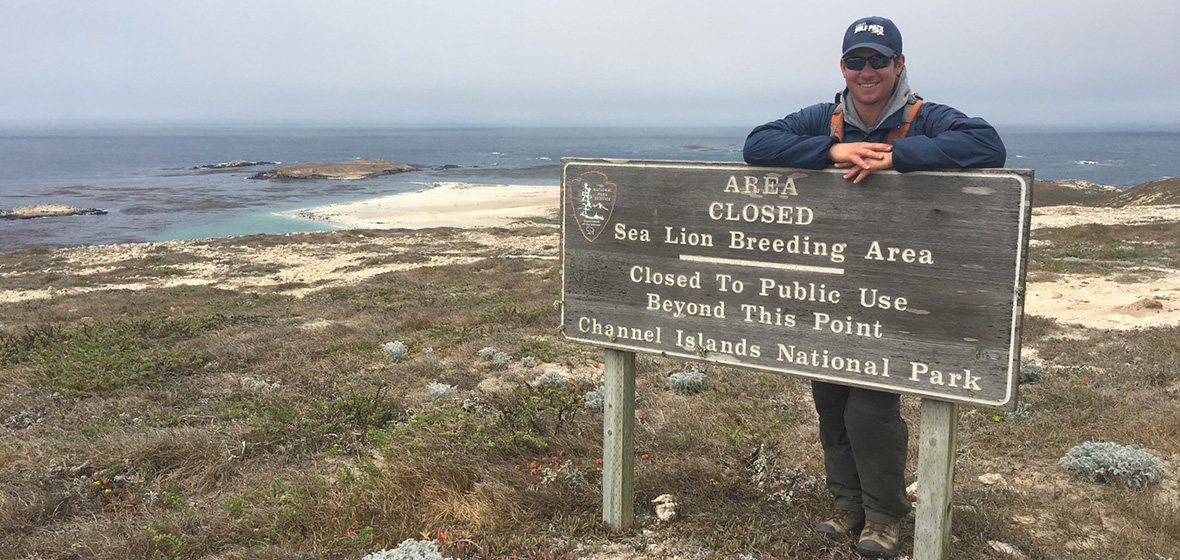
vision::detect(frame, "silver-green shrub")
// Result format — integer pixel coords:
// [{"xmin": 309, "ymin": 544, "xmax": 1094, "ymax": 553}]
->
[
  {"xmin": 1059, "ymin": 441, "xmax": 1164, "ymax": 489},
  {"xmin": 478, "ymin": 346, "xmax": 498, "ymax": 359},
  {"xmin": 427, "ymin": 381, "xmax": 458, "ymax": 402},
  {"xmin": 669, "ymin": 364, "xmax": 707, "ymax": 394},
  {"xmin": 383, "ymin": 341, "xmax": 407, "ymax": 363},
  {"xmin": 584, "ymin": 385, "xmax": 605, "ymax": 412},
  {"xmin": 535, "ymin": 370, "xmax": 567, "ymax": 389},
  {"xmin": 249, "ymin": 378, "xmax": 281, "ymax": 392},
  {"xmin": 521, "ymin": 356, "xmax": 540, "ymax": 368},
  {"xmin": 1018, "ymin": 356, "xmax": 1045, "ymax": 384},
  {"xmin": 7, "ymin": 409, "xmax": 43, "ymax": 429},
  {"xmin": 491, "ymin": 351, "xmax": 512, "ymax": 370},
  {"xmin": 363, "ymin": 538, "xmax": 450, "ymax": 560}
]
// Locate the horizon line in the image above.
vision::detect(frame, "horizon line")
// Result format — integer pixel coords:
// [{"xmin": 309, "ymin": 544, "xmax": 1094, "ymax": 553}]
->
[{"xmin": 1, "ymin": 118, "xmax": 1178, "ymax": 134}]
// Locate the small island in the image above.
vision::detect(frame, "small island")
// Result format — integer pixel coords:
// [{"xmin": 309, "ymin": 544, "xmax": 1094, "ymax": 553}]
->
[
  {"xmin": 250, "ymin": 158, "xmax": 416, "ymax": 180},
  {"xmin": 0, "ymin": 203, "xmax": 107, "ymax": 220}
]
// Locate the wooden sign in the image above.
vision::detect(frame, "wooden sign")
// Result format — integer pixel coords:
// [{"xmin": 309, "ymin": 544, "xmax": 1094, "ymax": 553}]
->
[{"xmin": 561, "ymin": 159, "xmax": 1033, "ymax": 410}]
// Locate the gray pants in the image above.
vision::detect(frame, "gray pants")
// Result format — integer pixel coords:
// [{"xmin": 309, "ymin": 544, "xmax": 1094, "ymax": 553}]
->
[{"xmin": 812, "ymin": 381, "xmax": 912, "ymax": 524}]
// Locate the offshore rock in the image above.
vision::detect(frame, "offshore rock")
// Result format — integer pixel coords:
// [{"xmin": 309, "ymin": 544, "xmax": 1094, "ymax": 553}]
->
[
  {"xmin": 192, "ymin": 159, "xmax": 276, "ymax": 170},
  {"xmin": 250, "ymin": 158, "xmax": 416, "ymax": 180},
  {"xmin": 1, "ymin": 204, "xmax": 108, "ymax": 219}
]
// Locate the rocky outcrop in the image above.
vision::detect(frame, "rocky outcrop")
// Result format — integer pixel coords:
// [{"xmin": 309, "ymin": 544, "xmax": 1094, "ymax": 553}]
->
[
  {"xmin": 250, "ymin": 158, "xmax": 415, "ymax": 180},
  {"xmin": 192, "ymin": 159, "xmax": 276, "ymax": 170},
  {"xmin": 1, "ymin": 204, "xmax": 107, "ymax": 219},
  {"xmin": 1104, "ymin": 177, "xmax": 1180, "ymax": 207}
]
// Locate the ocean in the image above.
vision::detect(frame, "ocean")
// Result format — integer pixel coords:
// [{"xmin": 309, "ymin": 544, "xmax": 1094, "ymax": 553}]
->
[{"xmin": 1, "ymin": 125, "xmax": 1177, "ymax": 253}]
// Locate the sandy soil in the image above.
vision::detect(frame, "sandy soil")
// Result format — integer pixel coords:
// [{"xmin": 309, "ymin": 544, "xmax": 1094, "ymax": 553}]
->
[
  {"xmin": 0, "ymin": 226, "xmax": 560, "ymax": 302},
  {"xmin": 1027, "ymin": 204, "xmax": 1180, "ymax": 330},
  {"xmin": 3, "ymin": 186, "xmax": 1179, "ymax": 333},
  {"xmin": 1031, "ymin": 203, "xmax": 1180, "ymax": 229}
]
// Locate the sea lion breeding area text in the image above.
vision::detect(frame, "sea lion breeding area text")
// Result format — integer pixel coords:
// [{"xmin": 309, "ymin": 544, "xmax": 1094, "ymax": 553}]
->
[{"xmin": 560, "ymin": 159, "xmax": 1032, "ymax": 410}]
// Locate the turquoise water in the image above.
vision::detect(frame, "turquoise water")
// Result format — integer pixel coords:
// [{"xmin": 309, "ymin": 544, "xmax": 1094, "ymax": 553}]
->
[{"xmin": 153, "ymin": 210, "xmax": 341, "ymax": 241}]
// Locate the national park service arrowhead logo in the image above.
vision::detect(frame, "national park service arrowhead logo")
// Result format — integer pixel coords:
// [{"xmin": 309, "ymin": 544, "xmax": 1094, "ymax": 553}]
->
[{"xmin": 567, "ymin": 170, "xmax": 617, "ymax": 242}]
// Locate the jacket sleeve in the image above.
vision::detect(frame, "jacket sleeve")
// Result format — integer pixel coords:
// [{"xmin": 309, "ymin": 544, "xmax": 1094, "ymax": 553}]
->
[
  {"xmin": 743, "ymin": 103, "xmax": 838, "ymax": 169},
  {"xmin": 890, "ymin": 102, "xmax": 1006, "ymax": 172}
]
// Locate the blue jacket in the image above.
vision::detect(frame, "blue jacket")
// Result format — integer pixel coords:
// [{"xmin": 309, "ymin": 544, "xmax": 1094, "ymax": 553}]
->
[{"xmin": 743, "ymin": 99, "xmax": 1006, "ymax": 172}]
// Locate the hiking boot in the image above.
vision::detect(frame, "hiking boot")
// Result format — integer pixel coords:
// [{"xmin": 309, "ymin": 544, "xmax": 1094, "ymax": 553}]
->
[
  {"xmin": 813, "ymin": 509, "xmax": 865, "ymax": 540},
  {"xmin": 856, "ymin": 520, "xmax": 900, "ymax": 558}
]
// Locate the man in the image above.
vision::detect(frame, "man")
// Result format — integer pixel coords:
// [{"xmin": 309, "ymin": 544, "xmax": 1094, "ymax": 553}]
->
[{"xmin": 742, "ymin": 16, "xmax": 1005, "ymax": 559}]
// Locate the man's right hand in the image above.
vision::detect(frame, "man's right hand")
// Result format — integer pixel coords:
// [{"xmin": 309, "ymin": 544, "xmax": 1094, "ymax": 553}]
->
[{"xmin": 828, "ymin": 142, "xmax": 894, "ymax": 184}]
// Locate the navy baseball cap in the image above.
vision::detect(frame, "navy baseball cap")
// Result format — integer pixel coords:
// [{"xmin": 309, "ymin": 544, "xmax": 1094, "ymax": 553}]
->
[{"xmin": 842, "ymin": 16, "xmax": 902, "ymax": 57}]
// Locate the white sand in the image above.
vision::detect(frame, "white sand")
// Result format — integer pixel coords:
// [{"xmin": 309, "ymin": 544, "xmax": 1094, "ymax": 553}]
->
[{"xmin": 281, "ymin": 182, "xmax": 560, "ymax": 229}]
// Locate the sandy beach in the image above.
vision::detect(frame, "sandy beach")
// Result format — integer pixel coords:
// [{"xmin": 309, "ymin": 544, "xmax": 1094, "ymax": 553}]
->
[{"xmin": 281, "ymin": 182, "xmax": 560, "ymax": 229}]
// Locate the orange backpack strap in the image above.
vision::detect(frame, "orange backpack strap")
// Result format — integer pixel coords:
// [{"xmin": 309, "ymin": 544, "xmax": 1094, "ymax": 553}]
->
[
  {"xmin": 832, "ymin": 99, "xmax": 922, "ymax": 144},
  {"xmin": 829, "ymin": 103, "xmax": 844, "ymax": 142},
  {"xmin": 885, "ymin": 99, "xmax": 924, "ymax": 144}
]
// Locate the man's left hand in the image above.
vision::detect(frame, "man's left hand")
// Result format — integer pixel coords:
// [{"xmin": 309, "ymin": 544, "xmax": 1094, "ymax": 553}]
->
[{"xmin": 834, "ymin": 151, "xmax": 894, "ymax": 184}]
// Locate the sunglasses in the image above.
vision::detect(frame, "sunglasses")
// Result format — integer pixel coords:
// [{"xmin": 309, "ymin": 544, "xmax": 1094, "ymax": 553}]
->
[{"xmin": 843, "ymin": 54, "xmax": 896, "ymax": 71}]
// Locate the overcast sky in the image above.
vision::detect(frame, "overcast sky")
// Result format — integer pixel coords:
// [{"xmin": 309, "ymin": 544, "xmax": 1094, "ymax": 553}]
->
[{"xmin": 2, "ymin": 0, "xmax": 1176, "ymax": 128}]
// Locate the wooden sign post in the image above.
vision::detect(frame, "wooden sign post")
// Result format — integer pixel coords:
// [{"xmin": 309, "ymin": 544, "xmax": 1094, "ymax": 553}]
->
[
  {"xmin": 560, "ymin": 159, "xmax": 1032, "ymax": 558},
  {"xmin": 602, "ymin": 348, "xmax": 635, "ymax": 529},
  {"xmin": 915, "ymin": 399, "xmax": 959, "ymax": 558}
]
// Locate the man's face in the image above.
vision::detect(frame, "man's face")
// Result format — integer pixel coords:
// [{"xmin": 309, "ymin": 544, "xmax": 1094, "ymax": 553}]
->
[{"xmin": 841, "ymin": 47, "xmax": 904, "ymax": 110}]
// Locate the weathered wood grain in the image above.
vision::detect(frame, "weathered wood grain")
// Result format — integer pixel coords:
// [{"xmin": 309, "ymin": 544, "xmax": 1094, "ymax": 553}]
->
[
  {"xmin": 561, "ymin": 159, "xmax": 1033, "ymax": 409},
  {"xmin": 915, "ymin": 399, "xmax": 959, "ymax": 559},
  {"xmin": 602, "ymin": 349, "xmax": 636, "ymax": 529}
]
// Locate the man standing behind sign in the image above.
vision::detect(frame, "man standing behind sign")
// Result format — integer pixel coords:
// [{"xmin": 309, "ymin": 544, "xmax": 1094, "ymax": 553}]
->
[{"xmin": 742, "ymin": 16, "xmax": 1005, "ymax": 559}]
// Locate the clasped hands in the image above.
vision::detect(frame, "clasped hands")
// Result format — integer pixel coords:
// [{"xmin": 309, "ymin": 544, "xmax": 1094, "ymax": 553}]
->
[{"xmin": 828, "ymin": 142, "xmax": 893, "ymax": 184}]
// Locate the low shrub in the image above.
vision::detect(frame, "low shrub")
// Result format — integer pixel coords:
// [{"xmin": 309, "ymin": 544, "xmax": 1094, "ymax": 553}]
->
[
  {"xmin": 428, "ymin": 382, "xmax": 459, "ymax": 402},
  {"xmin": 491, "ymin": 352, "xmax": 512, "ymax": 370},
  {"xmin": 383, "ymin": 341, "xmax": 407, "ymax": 363},
  {"xmin": 1019, "ymin": 356, "xmax": 1045, "ymax": 384},
  {"xmin": 363, "ymin": 538, "xmax": 451, "ymax": 560},
  {"xmin": 1059, "ymin": 441, "xmax": 1165, "ymax": 489},
  {"xmin": 583, "ymin": 385, "xmax": 604, "ymax": 412},
  {"xmin": 534, "ymin": 371, "xmax": 566, "ymax": 389},
  {"xmin": 669, "ymin": 363, "xmax": 707, "ymax": 395}
]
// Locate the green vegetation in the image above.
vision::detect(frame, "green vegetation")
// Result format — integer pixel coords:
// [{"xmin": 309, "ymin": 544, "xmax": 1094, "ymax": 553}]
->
[
  {"xmin": 1, "ymin": 221, "xmax": 1177, "ymax": 559},
  {"xmin": 1029, "ymin": 222, "xmax": 1180, "ymax": 275},
  {"xmin": 0, "ymin": 315, "xmax": 220, "ymax": 396}
]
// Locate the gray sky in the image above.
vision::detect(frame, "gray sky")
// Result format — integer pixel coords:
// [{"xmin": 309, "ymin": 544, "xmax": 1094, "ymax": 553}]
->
[{"xmin": 2, "ymin": 0, "xmax": 1176, "ymax": 128}]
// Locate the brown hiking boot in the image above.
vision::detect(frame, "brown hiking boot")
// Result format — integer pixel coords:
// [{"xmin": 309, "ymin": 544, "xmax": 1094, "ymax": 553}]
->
[
  {"xmin": 813, "ymin": 509, "xmax": 865, "ymax": 540},
  {"xmin": 856, "ymin": 520, "xmax": 900, "ymax": 558}
]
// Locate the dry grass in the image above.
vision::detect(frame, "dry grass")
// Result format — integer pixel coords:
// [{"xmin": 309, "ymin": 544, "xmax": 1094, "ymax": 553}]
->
[
  {"xmin": 1, "ymin": 225, "xmax": 1178, "ymax": 560},
  {"xmin": 1029, "ymin": 222, "xmax": 1180, "ymax": 275}
]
